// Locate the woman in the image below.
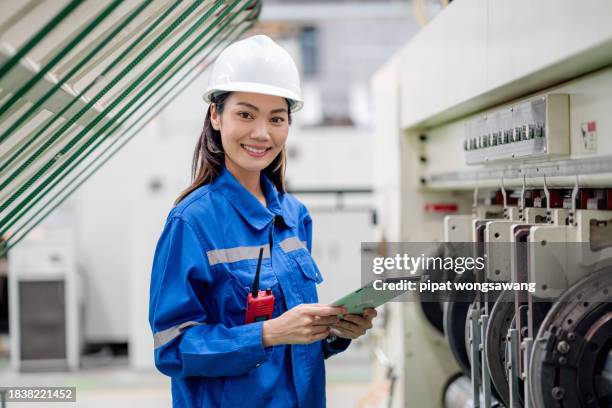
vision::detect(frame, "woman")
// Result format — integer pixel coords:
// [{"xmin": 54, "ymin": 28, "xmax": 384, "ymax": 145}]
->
[{"xmin": 149, "ymin": 35, "xmax": 377, "ymax": 408}]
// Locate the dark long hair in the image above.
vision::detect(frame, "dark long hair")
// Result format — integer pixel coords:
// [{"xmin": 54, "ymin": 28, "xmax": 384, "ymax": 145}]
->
[{"xmin": 174, "ymin": 92, "xmax": 293, "ymax": 205}]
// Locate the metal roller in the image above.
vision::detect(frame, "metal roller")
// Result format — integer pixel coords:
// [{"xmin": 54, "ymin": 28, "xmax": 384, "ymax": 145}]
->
[
  {"xmin": 530, "ymin": 269, "xmax": 612, "ymax": 407},
  {"xmin": 485, "ymin": 291, "xmax": 515, "ymax": 407},
  {"xmin": 444, "ymin": 270, "xmax": 477, "ymax": 376},
  {"xmin": 444, "ymin": 375, "xmax": 474, "ymax": 408}
]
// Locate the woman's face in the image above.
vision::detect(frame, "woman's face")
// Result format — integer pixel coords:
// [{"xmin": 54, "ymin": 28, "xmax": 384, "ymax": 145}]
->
[{"xmin": 211, "ymin": 91, "xmax": 289, "ymax": 174}]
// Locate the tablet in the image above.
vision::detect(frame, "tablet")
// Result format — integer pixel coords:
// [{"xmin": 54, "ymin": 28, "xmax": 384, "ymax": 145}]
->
[{"xmin": 331, "ymin": 277, "xmax": 418, "ymax": 316}]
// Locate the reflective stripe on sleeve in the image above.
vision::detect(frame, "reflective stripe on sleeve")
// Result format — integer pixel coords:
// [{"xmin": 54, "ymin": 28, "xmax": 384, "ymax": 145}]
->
[
  {"xmin": 279, "ymin": 236, "xmax": 307, "ymax": 253},
  {"xmin": 153, "ymin": 321, "xmax": 207, "ymax": 349}
]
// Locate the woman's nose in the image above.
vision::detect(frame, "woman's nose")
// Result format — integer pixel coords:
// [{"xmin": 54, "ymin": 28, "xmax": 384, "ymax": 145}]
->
[{"xmin": 250, "ymin": 121, "xmax": 271, "ymax": 140}]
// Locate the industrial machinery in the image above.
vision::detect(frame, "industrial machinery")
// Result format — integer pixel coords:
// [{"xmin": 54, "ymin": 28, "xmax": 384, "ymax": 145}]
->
[{"xmin": 372, "ymin": 1, "xmax": 612, "ymax": 407}]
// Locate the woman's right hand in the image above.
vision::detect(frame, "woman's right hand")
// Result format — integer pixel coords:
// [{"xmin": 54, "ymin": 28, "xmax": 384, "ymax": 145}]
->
[{"xmin": 262, "ymin": 304, "xmax": 347, "ymax": 347}]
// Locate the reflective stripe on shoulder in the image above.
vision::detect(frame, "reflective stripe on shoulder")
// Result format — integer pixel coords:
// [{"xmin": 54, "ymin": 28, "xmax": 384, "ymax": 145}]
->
[
  {"xmin": 153, "ymin": 321, "xmax": 206, "ymax": 349},
  {"xmin": 207, "ymin": 245, "xmax": 270, "ymax": 265},
  {"xmin": 279, "ymin": 236, "xmax": 307, "ymax": 253}
]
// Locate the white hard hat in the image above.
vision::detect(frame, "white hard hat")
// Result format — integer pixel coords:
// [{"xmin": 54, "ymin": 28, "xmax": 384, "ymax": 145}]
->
[{"xmin": 203, "ymin": 35, "xmax": 303, "ymax": 112}]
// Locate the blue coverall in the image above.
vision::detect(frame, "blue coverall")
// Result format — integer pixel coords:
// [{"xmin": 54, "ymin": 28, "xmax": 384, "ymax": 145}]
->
[{"xmin": 149, "ymin": 165, "xmax": 351, "ymax": 407}]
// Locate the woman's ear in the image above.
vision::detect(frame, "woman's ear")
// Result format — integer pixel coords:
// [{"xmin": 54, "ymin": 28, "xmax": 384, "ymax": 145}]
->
[{"xmin": 210, "ymin": 103, "xmax": 220, "ymax": 130}]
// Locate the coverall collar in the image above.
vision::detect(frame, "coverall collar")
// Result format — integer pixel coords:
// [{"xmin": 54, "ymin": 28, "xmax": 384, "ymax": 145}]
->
[{"xmin": 213, "ymin": 165, "xmax": 295, "ymax": 230}]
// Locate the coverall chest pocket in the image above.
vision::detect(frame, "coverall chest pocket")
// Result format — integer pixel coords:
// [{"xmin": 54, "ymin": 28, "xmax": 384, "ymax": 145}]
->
[
  {"xmin": 210, "ymin": 260, "xmax": 280, "ymax": 326},
  {"xmin": 293, "ymin": 254, "xmax": 323, "ymax": 304},
  {"xmin": 228, "ymin": 258, "xmax": 278, "ymax": 292}
]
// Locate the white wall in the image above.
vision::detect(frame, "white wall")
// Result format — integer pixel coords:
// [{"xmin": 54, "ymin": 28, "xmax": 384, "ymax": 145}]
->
[
  {"xmin": 285, "ymin": 127, "xmax": 372, "ymax": 189},
  {"xmin": 397, "ymin": 0, "xmax": 612, "ymax": 128}
]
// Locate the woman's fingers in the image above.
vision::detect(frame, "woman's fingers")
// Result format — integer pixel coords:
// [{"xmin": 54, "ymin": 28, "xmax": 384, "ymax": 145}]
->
[
  {"xmin": 312, "ymin": 315, "xmax": 340, "ymax": 326},
  {"xmin": 329, "ymin": 327, "xmax": 343, "ymax": 338},
  {"xmin": 331, "ymin": 320, "xmax": 361, "ymax": 337},
  {"xmin": 343, "ymin": 314, "xmax": 372, "ymax": 329},
  {"xmin": 310, "ymin": 328, "xmax": 332, "ymax": 342},
  {"xmin": 302, "ymin": 325, "xmax": 330, "ymax": 343},
  {"xmin": 287, "ymin": 304, "xmax": 375, "ymax": 344},
  {"xmin": 303, "ymin": 304, "xmax": 346, "ymax": 317},
  {"xmin": 311, "ymin": 325, "xmax": 331, "ymax": 336},
  {"xmin": 363, "ymin": 308, "xmax": 378, "ymax": 319}
]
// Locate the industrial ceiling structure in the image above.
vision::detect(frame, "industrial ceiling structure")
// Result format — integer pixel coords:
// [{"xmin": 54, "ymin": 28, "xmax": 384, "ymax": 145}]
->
[{"xmin": 0, "ymin": 0, "xmax": 261, "ymax": 256}]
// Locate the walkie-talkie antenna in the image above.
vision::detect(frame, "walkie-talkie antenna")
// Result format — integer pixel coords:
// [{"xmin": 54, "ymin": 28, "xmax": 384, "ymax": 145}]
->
[{"xmin": 251, "ymin": 247, "xmax": 264, "ymax": 298}]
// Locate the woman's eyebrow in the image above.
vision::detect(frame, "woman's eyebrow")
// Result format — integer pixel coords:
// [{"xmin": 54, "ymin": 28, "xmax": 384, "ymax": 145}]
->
[{"xmin": 236, "ymin": 102, "xmax": 287, "ymax": 114}]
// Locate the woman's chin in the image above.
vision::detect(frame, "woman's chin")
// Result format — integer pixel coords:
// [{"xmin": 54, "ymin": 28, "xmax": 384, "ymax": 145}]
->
[
  {"xmin": 230, "ymin": 150, "xmax": 279, "ymax": 172},
  {"xmin": 234, "ymin": 158, "xmax": 272, "ymax": 173}
]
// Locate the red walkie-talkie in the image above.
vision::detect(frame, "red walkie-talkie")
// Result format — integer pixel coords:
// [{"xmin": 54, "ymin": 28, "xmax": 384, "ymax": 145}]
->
[{"xmin": 245, "ymin": 248, "xmax": 275, "ymax": 323}]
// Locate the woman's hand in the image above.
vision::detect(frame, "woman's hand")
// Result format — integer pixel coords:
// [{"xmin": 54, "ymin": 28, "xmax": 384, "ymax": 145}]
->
[
  {"xmin": 329, "ymin": 308, "xmax": 377, "ymax": 340},
  {"xmin": 262, "ymin": 304, "xmax": 346, "ymax": 347}
]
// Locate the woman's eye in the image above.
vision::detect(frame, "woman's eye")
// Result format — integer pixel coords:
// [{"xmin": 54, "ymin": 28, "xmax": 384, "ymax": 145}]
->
[
  {"xmin": 271, "ymin": 117, "xmax": 285, "ymax": 124},
  {"xmin": 238, "ymin": 111, "xmax": 252, "ymax": 119}
]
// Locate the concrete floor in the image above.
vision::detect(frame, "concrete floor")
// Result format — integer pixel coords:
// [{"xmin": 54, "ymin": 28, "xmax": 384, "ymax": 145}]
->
[{"xmin": 0, "ymin": 347, "xmax": 377, "ymax": 407}]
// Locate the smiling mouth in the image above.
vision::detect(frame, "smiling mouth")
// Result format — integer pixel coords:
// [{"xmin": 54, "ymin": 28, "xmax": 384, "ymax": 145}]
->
[{"xmin": 241, "ymin": 144, "xmax": 272, "ymax": 155}]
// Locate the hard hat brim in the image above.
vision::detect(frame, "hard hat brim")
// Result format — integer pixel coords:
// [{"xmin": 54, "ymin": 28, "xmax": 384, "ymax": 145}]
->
[{"xmin": 202, "ymin": 82, "xmax": 303, "ymax": 112}]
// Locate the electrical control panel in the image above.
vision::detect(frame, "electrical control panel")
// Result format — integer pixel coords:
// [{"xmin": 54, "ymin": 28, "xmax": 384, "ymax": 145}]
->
[{"xmin": 464, "ymin": 94, "xmax": 569, "ymax": 164}]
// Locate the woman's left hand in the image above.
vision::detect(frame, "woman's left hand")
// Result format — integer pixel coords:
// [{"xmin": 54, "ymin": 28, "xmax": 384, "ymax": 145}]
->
[{"xmin": 328, "ymin": 308, "xmax": 377, "ymax": 340}]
